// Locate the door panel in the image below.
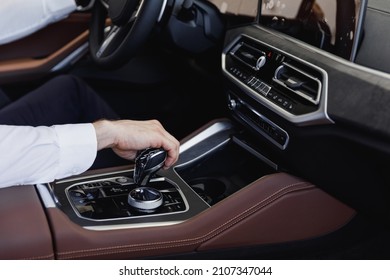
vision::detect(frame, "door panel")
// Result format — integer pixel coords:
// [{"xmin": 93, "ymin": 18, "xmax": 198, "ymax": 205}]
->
[{"xmin": 0, "ymin": 13, "xmax": 91, "ymax": 85}]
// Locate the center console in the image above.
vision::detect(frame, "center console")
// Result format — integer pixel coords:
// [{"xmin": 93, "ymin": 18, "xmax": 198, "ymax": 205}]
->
[
  {"xmin": 39, "ymin": 119, "xmax": 276, "ymax": 230},
  {"xmin": 30, "ymin": 118, "xmax": 356, "ymax": 260}
]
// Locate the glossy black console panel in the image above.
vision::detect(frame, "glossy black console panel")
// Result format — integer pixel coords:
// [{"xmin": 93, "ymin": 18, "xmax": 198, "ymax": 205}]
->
[
  {"xmin": 48, "ymin": 168, "xmax": 209, "ymax": 229},
  {"xmin": 177, "ymin": 138, "xmax": 276, "ymax": 206},
  {"xmin": 67, "ymin": 177, "xmax": 186, "ymax": 220}
]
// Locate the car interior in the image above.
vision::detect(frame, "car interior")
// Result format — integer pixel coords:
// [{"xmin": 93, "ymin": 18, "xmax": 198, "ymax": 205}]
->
[{"xmin": 1, "ymin": 0, "xmax": 390, "ymax": 260}]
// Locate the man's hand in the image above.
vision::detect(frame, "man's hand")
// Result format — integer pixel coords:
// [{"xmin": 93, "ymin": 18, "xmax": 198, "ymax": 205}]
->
[{"xmin": 93, "ymin": 119, "xmax": 180, "ymax": 169}]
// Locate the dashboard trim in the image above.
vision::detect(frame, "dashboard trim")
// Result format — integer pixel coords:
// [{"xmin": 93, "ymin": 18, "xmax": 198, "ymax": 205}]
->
[
  {"xmin": 253, "ymin": 24, "xmax": 390, "ymax": 79},
  {"xmin": 222, "ymin": 33, "xmax": 334, "ymax": 126},
  {"xmin": 229, "ymin": 94, "xmax": 290, "ymax": 150}
]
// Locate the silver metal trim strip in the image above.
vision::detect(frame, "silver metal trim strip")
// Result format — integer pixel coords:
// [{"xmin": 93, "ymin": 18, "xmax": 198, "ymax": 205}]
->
[
  {"xmin": 176, "ymin": 138, "xmax": 231, "ymax": 169},
  {"xmin": 84, "ymin": 220, "xmax": 183, "ymax": 231},
  {"xmin": 35, "ymin": 184, "xmax": 57, "ymax": 208},
  {"xmin": 51, "ymin": 42, "xmax": 89, "ymax": 72},
  {"xmin": 158, "ymin": 0, "xmax": 168, "ymax": 22},
  {"xmin": 179, "ymin": 121, "xmax": 234, "ymax": 154}
]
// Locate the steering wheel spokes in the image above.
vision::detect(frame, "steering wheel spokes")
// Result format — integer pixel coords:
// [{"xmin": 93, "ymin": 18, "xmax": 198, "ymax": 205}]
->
[
  {"xmin": 107, "ymin": 0, "xmax": 141, "ymax": 26},
  {"xmin": 96, "ymin": 25, "xmax": 120, "ymax": 59},
  {"xmin": 99, "ymin": 0, "xmax": 109, "ymax": 9},
  {"xmin": 90, "ymin": 0, "xmax": 166, "ymax": 68}
]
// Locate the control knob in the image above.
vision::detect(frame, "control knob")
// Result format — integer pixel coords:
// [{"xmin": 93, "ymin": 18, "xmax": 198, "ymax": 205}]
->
[{"xmin": 128, "ymin": 187, "xmax": 163, "ymax": 211}]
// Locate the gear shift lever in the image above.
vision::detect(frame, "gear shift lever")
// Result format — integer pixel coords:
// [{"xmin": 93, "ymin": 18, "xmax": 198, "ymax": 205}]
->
[
  {"xmin": 129, "ymin": 148, "xmax": 167, "ymax": 212},
  {"xmin": 133, "ymin": 148, "xmax": 167, "ymax": 187}
]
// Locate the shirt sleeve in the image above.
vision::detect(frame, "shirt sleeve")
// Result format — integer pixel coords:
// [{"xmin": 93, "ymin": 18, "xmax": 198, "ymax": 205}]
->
[
  {"xmin": 0, "ymin": 123, "xmax": 97, "ymax": 188},
  {"xmin": 0, "ymin": 0, "xmax": 76, "ymax": 45}
]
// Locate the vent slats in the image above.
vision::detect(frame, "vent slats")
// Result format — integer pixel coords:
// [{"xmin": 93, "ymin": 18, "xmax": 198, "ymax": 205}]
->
[{"xmin": 273, "ymin": 63, "xmax": 322, "ymax": 105}]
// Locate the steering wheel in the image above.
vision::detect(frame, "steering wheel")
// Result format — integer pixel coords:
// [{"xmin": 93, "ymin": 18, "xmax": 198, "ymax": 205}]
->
[{"xmin": 89, "ymin": 0, "xmax": 167, "ymax": 68}]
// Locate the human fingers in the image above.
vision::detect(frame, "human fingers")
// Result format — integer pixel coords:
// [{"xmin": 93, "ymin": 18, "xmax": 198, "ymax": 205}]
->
[
  {"xmin": 112, "ymin": 119, "xmax": 180, "ymax": 167},
  {"xmin": 144, "ymin": 120, "xmax": 180, "ymax": 168}
]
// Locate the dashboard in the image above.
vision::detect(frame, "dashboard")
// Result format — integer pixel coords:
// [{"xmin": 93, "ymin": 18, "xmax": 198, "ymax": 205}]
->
[
  {"xmin": 207, "ymin": 0, "xmax": 259, "ymax": 18},
  {"xmin": 219, "ymin": 0, "xmax": 390, "ymax": 221},
  {"xmin": 223, "ymin": 34, "xmax": 331, "ymax": 128}
]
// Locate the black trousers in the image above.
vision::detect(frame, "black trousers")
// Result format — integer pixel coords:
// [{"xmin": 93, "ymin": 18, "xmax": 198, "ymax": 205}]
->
[{"xmin": 0, "ymin": 75, "xmax": 129, "ymax": 169}]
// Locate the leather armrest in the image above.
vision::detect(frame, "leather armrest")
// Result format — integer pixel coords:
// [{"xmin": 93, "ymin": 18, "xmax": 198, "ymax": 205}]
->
[{"xmin": 0, "ymin": 185, "xmax": 54, "ymax": 259}]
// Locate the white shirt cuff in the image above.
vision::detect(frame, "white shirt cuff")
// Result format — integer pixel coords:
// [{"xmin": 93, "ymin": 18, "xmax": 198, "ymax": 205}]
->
[{"xmin": 53, "ymin": 123, "xmax": 97, "ymax": 179}]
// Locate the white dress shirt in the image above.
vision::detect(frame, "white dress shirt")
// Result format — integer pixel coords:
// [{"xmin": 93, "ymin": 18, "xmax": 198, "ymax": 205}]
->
[
  {"xmin": 0, "ymin": 0, "xmax": 76, "ymax": 45},
  {"xmin": 0, "ymin": 123, "xmax": 97, "ymax": 188}
]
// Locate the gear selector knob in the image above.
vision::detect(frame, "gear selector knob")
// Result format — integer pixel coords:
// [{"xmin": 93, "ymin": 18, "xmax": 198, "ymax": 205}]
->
[{"xmin": 133, "ymin": 148, "xmax": 167, "ymax": 187}]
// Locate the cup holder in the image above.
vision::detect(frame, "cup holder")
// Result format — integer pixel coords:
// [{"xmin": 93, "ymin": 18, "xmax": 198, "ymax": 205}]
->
[{"xmin": 188, "ymin": 177, "xmax": 227, "ymax": 205}]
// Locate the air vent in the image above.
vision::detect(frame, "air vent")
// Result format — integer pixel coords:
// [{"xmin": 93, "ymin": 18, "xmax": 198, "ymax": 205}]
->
[
  {"xmin": 273, "ymin": 62, "xmax": 322, "ymax": 105},
  {"xmin": 230, "ymin": 42, "xmax": 267, "ymax": 71}
]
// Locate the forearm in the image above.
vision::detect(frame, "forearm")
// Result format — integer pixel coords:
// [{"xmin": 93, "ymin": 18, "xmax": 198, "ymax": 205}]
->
[
  {"xmin": 0, "ymin": 124, "xmax": 96, "ymax": 188},
  {"xmin": 93, "ymin": 119, "xmax": 116, "ymax": 151}
]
